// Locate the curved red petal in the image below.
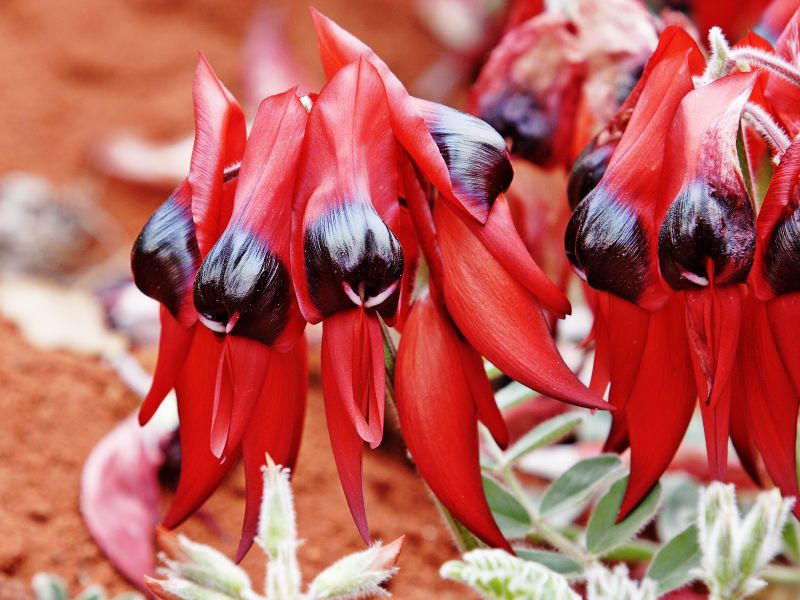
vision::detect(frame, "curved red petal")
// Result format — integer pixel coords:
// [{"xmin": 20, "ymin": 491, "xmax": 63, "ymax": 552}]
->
[
  {"xmin": 460, "ymin": 341, "xmax": 510, "ymax": 449},
  {"xmin": 395, "ymin": 292, "xmax": 511, "ymax": 550},
  {"xmin": 189, "ymin": 55, "xmax": 247, "ymax": 257},
  {"xmin": 748, "ymin": 296, "xmax": 800, "ymax": 512},
  {"xmin": 163, "ymin": 328, "xmax": 239, "ymax": 529},
  {"xmin": 435, "ymin": 200, "xmax": 607, "ymax": 410},
  {"xmin": 464, "ymin": 194, "xmax": 571, "ymax": 317},
  {"xmin": 308, "ymin": 8, "xmax": 491, "ymax": 223},
  {"xmin": 237, "ymin": 337, "xmax": 308, "ymax": 561},
  {"xmin": 729, "ymin": 366, "xmax": 763, "ymax": 486},
  {"xmin": 322, "ymin": 326, "xmax": 369, "ymax": 542},
  {"xmin": 601, "ymin": 294, "xmax": 650, "ymax": 454},
  {"xmin": 620, "ymin": 295, "xmax": 696, "ymax": 518},
  {"xmin": 139, "ymin": 307, "xmax": 195, "ymax": 426}
]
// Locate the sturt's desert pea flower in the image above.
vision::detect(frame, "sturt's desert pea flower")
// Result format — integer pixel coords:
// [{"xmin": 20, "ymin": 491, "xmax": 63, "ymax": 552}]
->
[
  {"xmin": 133, "ymin": 7, "xmax": 611, "ymax": 554},
  {"xmin": 568, "ymin": 16, "xmax": 800, "ymax": 521},
  {"xmin": 132, "ymin": 58, "xmax": 309, "ymax": 557}
]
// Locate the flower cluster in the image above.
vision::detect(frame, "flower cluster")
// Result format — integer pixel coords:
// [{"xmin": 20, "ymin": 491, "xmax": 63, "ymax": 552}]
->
[
  {"xmin": 131, "ymin": 9, "xmax": 607, "ymax": 555},
  {"xmin": 565, "ymin": 14, "xmax": 800, "ymax": 519}
]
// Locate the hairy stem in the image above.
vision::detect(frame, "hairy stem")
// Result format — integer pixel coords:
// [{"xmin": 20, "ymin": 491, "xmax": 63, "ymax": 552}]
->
[
  {"xmin": 742, "ymin": 101, "xmax": 791, "ymax": 155},
  {"xmin": 730, "ymin": 46, "xmax": 800, "ymax": 89}
]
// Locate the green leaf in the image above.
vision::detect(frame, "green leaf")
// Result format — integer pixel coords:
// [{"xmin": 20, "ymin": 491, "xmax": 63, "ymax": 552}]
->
[
  {"xmin": 601, "ymin": 540, "xmax": 658, "ymax": 562},
  {"xmin": 32, "ymin": 573, "xmax": 69, "ymax": 600},
  {"xmin": 539, "ymin": 455, "xmax": 622, "ymax": 517},
  {"xmin": 585, "ymin": 476, "xmax": 661, "ymax": 557},
  {"xmin": 646, "ymin": 525, "xmax": 700, "ymax": 595},
  {"xmin": 495, "ymin": 381, "xmax": 535, "ymax": 410},
  {"xmin": 783, "ymin": 518, "xmax": 800, "ymax": 565},
  {"xmin": 482, "ymin": 475, "xmax": 531, "ymax": 538},
  {"xmin": 656, "ymin": 476, "xmax": 699, "ymax": 541},
  {"xmin": 503, "ymin": 414, "xmax": 584, "ymax": 465},
  {"xmin": 515, "ymin": 548, "xmax": 584, "ymax": 577},
  {"xmin": 439, "ymin": 503, "xmax": 484, "ymax": 552},
  {"xmin": 76, "ymin": 586, "xmax": 107, "ymax": 600}
]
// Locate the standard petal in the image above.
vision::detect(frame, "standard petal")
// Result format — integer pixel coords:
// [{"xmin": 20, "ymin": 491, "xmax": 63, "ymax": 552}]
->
[
  {"xmin": 237, "ymin": 336, "xmax": 308, "ymax": 561},
  {"xmin": 395, "ymin": 291, "xmax": 511, "ymax": 550},
  {"xmin": 189, "ymin": 55, "xmax": 247, "ymax": 257},
  {"xmin": 435, "ymin": 199, "xmax": 607, "ymax": 410},
  {"xmin": 193, "ymin": 90, "xmax": 307, "ymax": 350},
  {"xmin": 308, "ymin": 8, "xmax": 493, "ymax": 223},
  {"xmin": 292, "ymin": 58, "xmax": 402, "ymax": 322},
  {"xmin": 565, "ymin": 27, "xmax": 701, "ymax": 311}
]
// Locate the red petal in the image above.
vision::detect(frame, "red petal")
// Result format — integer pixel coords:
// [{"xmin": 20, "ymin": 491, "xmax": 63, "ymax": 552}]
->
[
  {"xmin": 308, "ymin": 8, "xmax": 492, "ymax": 223},
  {"xmin": 237, "ymin": 336, "xmax": 308, "ymax": 561},
  {"xmin": 566, "ymin": 33, "xmax": 699, "ymax": 310},
  {"xmin": 395, "ymin": 291, "xmax": 511, "ymax": 550},
  {"xmin": 601, "ymin": 294, "xmax": 650, "ymax": 454},
  {"xmin": 460, "ymin": 340, "xmax": 510, "ymax": 449},
  {"xmin": 435, "ymin": 199, "xmax": 607, "ymax": 410},
  {"xmin": 291, "ymin": 57, "xmax": 399, "ymax": 323},
  {"xmin": 189, "ymin": 55, "xmax": 247, "ymax": 257},
  {"xmin": 748, "ymin": 295, "xmax": 800, "ymax": 512},
  {"xmin": 322, "ymin": 325, "xmax": 369, "ymax": 542},
  {"xmin": 139, "ymin": 307, "xmax": 195, "ymax": 426},
  {"xmin": 163, "ymin": 328, "xmax": 238, "ymax": 529},
  {"xmin": 463, "ymin": 194, "xmax": 571, "ymax": 317},
  {"xmin": 729, "ymin": 367, "xmax": 763, "ymax": 485},
  {"xmin": 322, "ymin": 310, "xmax": 384, "ymax": 448},
  {"xmin": 620, "ymin": 295, "xmax": 696, "ymax": 518}
]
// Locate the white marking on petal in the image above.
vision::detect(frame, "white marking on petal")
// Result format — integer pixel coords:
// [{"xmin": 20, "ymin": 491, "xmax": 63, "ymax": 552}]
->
[
  {"xmin": 342, "ymin": 282, "xmax": 363, "ymax": 307},
  {"xmin": 198, "ymin": 313, "xmax": 226, "ymax": 333},
  {"xmin": 364, "ymin": 280, "xmax": 400, "ymax": 308}
]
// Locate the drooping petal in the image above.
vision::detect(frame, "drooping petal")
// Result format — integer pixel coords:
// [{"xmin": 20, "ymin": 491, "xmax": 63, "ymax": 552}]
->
[
  {"xmin": 746, "ymin": 295, "xmax": 800, "ymax": 515},
  {"xmin": 131, "ymin": 180, "xmax": 199, "ymax": 328},
  {"xmin": 308, "ymin": 8, "xmax": 495, "ymax": 223},
  {"xmin": 138, "ymin": 307, "xmax": 195, "ymax": 426},
  {"xmin": 600, "ymin": 293, "xmax": 650, "ymax": 454},
  {"xmin": 163, "ymin": 327, "xmax": 239, "ymax": 529},
  {"xmin": 459, "ymin": 194, "xmax": 571, "ymax": 317},
  {"xmin": 395, "ymin": 290, "xmax": 511, "ymax": 550},
  {"xmin": 460, "ymin": 341, "xmax": 510, "ymax": 449},
  {"xmin": 565, "ymin": 27, "xmax": 702, "ymax": 311},
  {"xmin": 292, "ymin": 58, "xmax": 403, "ymax": 323},
  {"xmin": 728, "ymin": 366, "xmax": 763, "ymax": 485},
  {"xmin": 620, "ymin": 294, "xmax": 696, "ymax": 518},
  {"xmin": 189, "ymin": 55, "xmax": 247, "ymax": 257},
  {"xmin": 193, "ymin": 90, "xmax": 307, "ymax": 350},
  {"xmin": 767, "ymin": 294, "xmax": 800, "ymax": 400},
  {"xmin": 322, "ymin": 309, "xmax": 384, "ymax": 448},
  {"xmin": 237, "ymin": 336, "xmax": 308, "ymax": 561},
  {"xmin": 435, "ymin": 199, "xmax": 607, "ymax": 410},
  {"xmin": 657, "ymin": 73, "xmax": 757, "ymax": 292},
  {"xmin": 321, "ymin": 323, "xmax": 369, "ymax": 543}
]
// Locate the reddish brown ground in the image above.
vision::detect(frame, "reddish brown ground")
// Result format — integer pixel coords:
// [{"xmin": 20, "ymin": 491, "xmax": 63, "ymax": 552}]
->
[{"xmin": 0, "ymin": 1, "xmax": 471, "ymax": 597}]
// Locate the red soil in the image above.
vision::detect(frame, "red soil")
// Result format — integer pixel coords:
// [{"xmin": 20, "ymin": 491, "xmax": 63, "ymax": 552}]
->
[{"xmin": 0, "ymin": 1, "xmax": 473, "ymax": 597}]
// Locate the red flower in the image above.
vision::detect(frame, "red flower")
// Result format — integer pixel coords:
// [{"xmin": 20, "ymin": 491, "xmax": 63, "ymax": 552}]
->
[{"xmin": 132, "ymin": 59, "xmax": 308, "ymax": 556}]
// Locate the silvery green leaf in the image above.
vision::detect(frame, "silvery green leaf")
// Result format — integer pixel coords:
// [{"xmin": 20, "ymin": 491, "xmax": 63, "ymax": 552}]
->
[
  {"xmin": 257, "ymin": 460, "xmax": 297, "ymax": 560},
  {"xmin": 514, "ymin": 548, "xmax": 583, "ymax": 577},
  {"xmin": 586, "ymin": 477, "xmax": 660, "ymax": 557},
  {"xmin": 645, "ymin": 525, "xmax": 700, "ymax": 595},
  {"xmin": 170, "ymin": 535, "xmax": 253, "ymax": 598},
  {"xmin": 655, "ymin": 475, "xmax": 699, "ymax": 541},
  {"xmin": 494, "ymin": 381, "xmax": 535, "ymax": 411},
  {"xmin": 32, "ymin": 574, "xmax": 69, "ymax": 600},
  {"xmin": 585, "ymin": 565, "xmax": 656, "ymax": 600},
  {"xmin": 75, "ymin": 586, "xmax": 107, "ymax": 600},
  {"xmin": 308, "ymin": 539, "xmax": 401, "ymax": 599},
  {"xmin": 441, "ymin": 549, "xmax": 579, "ymax": 600},
  {"xmin": 539, "ymin": 455, "xmax": 622, "ymax": 517},
  {"xmin": 482, "ymin": 475, "xmax": 531, "ymax": 538},
  {"xmin": 503, "ymin": 414, "xmax": 584, "ymax": 465}
]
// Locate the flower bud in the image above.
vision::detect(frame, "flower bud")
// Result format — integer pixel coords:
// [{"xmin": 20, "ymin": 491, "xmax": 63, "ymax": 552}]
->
[
  {"xmin": 308, "ymin": 537, "xmax": 403, "ymax": 599},
  {"xmin": 256, "ymin": 459, "xmax": 297, "ymax": 560},
  {"xmin": 566, "ymin": 137, "xmax": 616, "ymax": 211}
]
